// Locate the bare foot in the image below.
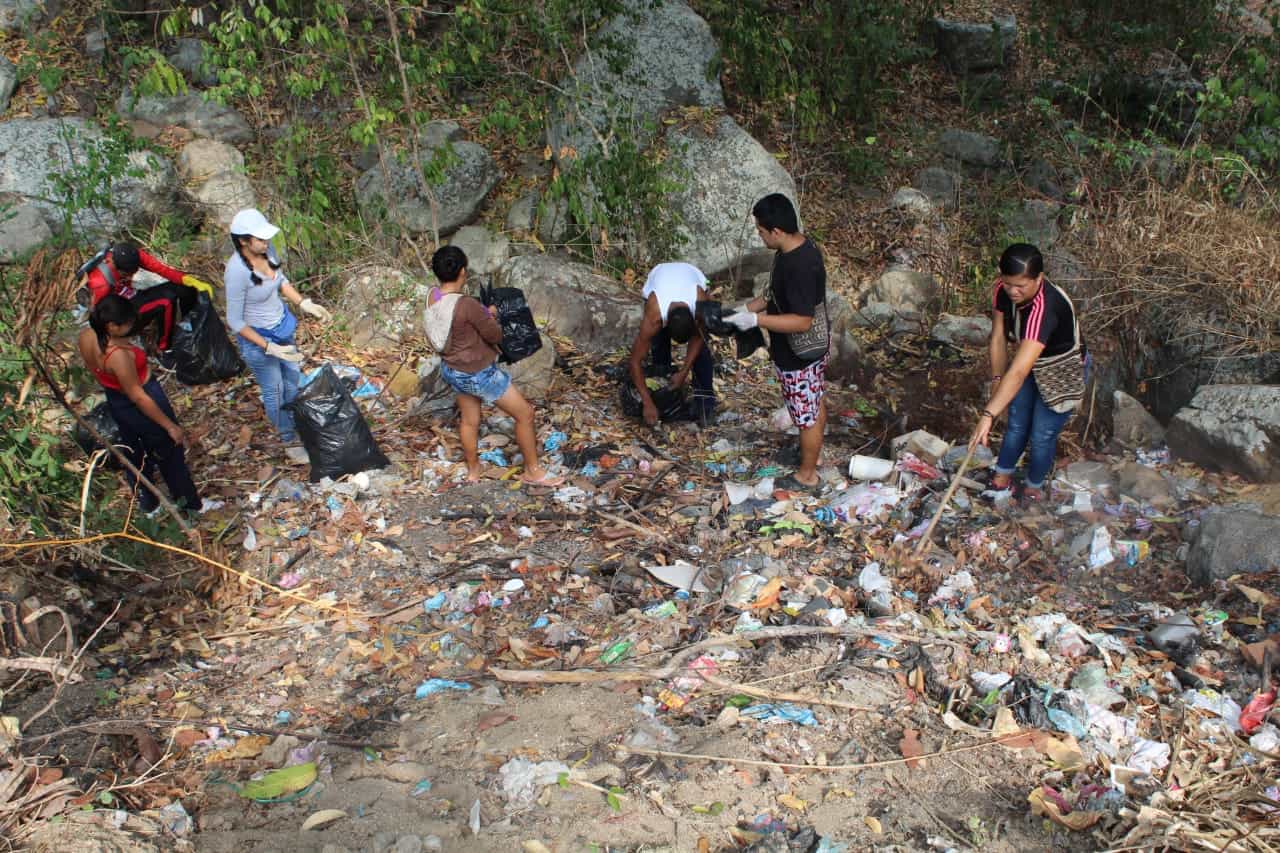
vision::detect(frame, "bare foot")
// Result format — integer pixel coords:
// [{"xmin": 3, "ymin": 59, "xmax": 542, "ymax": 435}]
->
[
  {"xmin": 466, "ymin": 467, "xmax": 483, "ymax": 482},
  {"xmin": 521, "ymin": 468, "xmax": 564, "ymax": 487}
]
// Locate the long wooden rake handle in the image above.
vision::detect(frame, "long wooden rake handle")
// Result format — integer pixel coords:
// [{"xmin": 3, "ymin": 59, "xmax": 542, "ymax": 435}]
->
[{"xmin": 913, "ymin": 441, "xmax": 978, "ymax": 556}]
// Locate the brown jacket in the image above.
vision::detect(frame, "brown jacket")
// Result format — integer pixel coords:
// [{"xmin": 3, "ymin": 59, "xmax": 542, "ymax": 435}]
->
[{"xmin": 443, "ymin": 296, "xmax": 503, "ymax": 373}]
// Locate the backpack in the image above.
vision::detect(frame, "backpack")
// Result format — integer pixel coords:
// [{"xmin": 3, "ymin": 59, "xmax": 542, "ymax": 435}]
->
[{"xmin": 74, "ymin": 245, "xmax": 115, "ymax": 306}]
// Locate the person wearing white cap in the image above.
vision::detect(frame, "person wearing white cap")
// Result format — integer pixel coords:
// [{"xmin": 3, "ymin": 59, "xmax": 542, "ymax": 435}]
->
[{"xmin": 224, "ymin": 208, "xmax": 333, "ymax": 463}]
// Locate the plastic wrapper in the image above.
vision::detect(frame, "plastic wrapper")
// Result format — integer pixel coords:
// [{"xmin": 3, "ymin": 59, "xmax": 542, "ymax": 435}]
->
[
  {"xmin": 169, "ymin": 294, "xmax": 245, "ymax": 385},
  {"xmin": 73, "ymin": 401, "xmax": 124, "ymax": 468},
  {"xmin": 287, "ymin": 364, "xmax": 390, "ymax": 483},
  {"xmin": 480, "ymin": 283, "xmax": 542, "ymax": 364}
]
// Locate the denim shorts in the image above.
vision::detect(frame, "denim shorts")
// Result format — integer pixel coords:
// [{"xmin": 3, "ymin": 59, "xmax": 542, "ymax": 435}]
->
[{"xmin": 441, "ymin": 362, "xmax": 511, "ymax": 405}]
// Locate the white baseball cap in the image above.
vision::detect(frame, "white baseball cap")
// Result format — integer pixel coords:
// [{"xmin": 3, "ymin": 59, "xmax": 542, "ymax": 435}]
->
[{"xmin": 229, "ymin": 208, "xmax": 280, "ymax": 240}]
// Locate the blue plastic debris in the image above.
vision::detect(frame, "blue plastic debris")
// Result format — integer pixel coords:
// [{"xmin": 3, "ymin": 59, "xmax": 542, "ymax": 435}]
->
[
  {"xmin": 580, "ymin": 462, "xmax": 600, "ymax": 477},
  {"xmin": 275, "ymin": 710, "xmax": 292, "ymax": 725},
  {"xmin": 411, "ymin": 779, "xmax": 433, "ymax": 797},
  {"xmin": 543, "ymin": 431, "xmax": 567, "ymax": 452},
  {"xmin": 740, "ymin": 703, "xmax": 819, "ymax": 727},
  {"xmin": 812, "ymin": 507, "xmax": 836, "ymax": 524},
  {"xmin": 415, "ymin": 678, "xmax": 472, "ymax": 699},
  {"xmin": 423, "ymin": 592, "xmax": 447, "ymax": 612},
  {"xmin": 531, "ymin": 615, "xmax": 550, "ymax": 629},
  {"xmin": 479, "ymin": 449, "xmax": 508, "ymax": 467},
  {"xmin": 325, "ymin": 495, "xmax": 343, "ymax": 513}
]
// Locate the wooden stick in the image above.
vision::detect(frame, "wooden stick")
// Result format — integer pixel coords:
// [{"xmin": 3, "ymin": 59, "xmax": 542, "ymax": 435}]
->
[
  {"xmin": 612, "ymin": 733, "xmax": 1025, "ymax": 771},
  {"xmin": 0, "ymin": 656, "xmax": 81, "ymax": 681},
  {"xmin": 914, "ymin": 441, "xmax": 977, "ymax": 556}
]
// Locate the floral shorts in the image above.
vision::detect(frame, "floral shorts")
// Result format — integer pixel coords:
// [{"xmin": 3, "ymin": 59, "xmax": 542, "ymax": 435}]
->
[
  {"xmin": 441, "ymin": 362, "xmax": 511, "ymax": 405},
  {"xmin": 776, "ymin": 353, "xmax": 828, "ymax": 429}
]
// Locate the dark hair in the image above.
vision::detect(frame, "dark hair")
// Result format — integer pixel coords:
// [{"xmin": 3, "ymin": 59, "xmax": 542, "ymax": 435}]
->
[
  {"xmin": 230, "ymin": 234, "xmax": 281, "ymax": 285},
  {"xmin": 90, "ymin": 294, "xmax": 139, "ymax": 350},
  {"xmin": 999, "ymin": 243, "xmax": 1044, "ymax": 278},
  {"xmin": 667, "ymin": 305, "xmax": 695, "ymax": 344},
  {"xmin": 752, "ymin": 193, "xmax": 799, "ymax": 234},
  {"xmin": 431, "ymin": 245, "xmax": 468, "ymax": 284},
  {"xmin": 111, "ymin": 241, "xmax": 141, "ymax": 275}
]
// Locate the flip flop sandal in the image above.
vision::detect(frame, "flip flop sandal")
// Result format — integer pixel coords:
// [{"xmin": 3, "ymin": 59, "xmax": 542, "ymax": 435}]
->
[{"xmin": 776, "ymin": 474, "xmax": 823, "ymax": 495}]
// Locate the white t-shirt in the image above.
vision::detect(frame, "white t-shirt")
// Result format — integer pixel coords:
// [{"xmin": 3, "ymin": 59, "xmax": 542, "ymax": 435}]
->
[{"xmin": 641, "ymin": 262, "xmax": 707, "ymax": 322}]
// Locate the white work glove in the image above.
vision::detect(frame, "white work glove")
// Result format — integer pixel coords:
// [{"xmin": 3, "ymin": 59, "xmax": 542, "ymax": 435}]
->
[
  {"xmin": 725, "ymin": 311, "xmax": 759, "ymax": 331},
  {"xmin": 265, "ymin": 342, "xmax": 305, "ymax": 363},
  {"xmin": 299, "ymin": 298, "xmax": 332, "ymax": 323}
]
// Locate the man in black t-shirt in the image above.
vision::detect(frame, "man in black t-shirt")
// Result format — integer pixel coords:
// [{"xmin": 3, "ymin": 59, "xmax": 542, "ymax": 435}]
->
[{"xmin": 727, "ymin": 194, "xmax": 830, "ymax": 491}]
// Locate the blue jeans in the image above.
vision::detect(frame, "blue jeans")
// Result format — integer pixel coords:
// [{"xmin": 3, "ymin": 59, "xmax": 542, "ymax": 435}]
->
[
  {"xmin": 650, "ymin": 327, "xmax": 716, "ymax": 421},
  {"xmin": 995, "ymin": 373, "xmax": 1072, "ymax": 489},
  {"xmin": 239, "ymin": 315, "xmax": 301, "ymax": 442}
]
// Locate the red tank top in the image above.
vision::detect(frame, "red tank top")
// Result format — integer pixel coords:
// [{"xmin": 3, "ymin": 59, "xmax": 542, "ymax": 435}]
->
[{"xmin": 95, "ymin": 345, "xmax": 149, "ymax": 391}]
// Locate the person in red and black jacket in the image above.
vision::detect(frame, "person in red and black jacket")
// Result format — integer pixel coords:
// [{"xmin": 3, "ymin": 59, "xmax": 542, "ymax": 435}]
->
[{"xmin": 85, "ymin": 241, "xmax": 214, "ymax": 367}]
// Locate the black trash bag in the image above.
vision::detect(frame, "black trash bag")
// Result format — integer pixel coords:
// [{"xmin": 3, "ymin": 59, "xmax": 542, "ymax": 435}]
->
[
  {"xmin": 1001, "ymin": 674, "xmax": 1051, "ymax": 730},
  {"xmin": 169, "ymin": 294, "xmax": 245, "ymax": 385},
  {"xmin": 73, "ymin": 402, "xmax": 124, "ymax": 468},
  {"xmin": 736, "ymin": 327, "xmax": 767, "ymax": 359},
  {"xmin": 695, "ymin": 301, "xmax": 737, "ymax": 336},
  {"xmin": 618, "ymin": 381, "xmax": 691, "ymax": 422},
  {"xmin": 287, "ymin": 364, "xmax": 390, "ymax": 483},
  {"xmin": 479, "ymin": 283, "xmax": 542, "ymax": 364}
]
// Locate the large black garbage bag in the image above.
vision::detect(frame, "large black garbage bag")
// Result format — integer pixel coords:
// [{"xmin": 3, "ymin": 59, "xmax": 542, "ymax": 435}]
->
[
  {"xmin": 618, "ymin": 381, "xmax": 691, "ymax": 422},
  {"xmin": 170, "ymin": 294, "xmax": 245, "ymax": 385},
  {"xmin": 73, "ymin": 402, "xmax": 124, "ymax": 468},
  {"xmin": 695, "ymin": 301, "xmax": 766, "ymax": 359},
  {"xmin": 736, "ymin": 327, "xmax": 767, "ymax": 359},
  {"xmin": 288, "ymin": 364, "xmax": 390, "ymax": 482},
  {"xmin": 480, "ymin": 283, "xmax": 542, "ymax": 364}
]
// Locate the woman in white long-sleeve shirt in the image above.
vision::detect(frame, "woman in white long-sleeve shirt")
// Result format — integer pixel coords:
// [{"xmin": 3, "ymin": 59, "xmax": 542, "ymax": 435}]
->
[{"xmin": 223, "ymin": 209, "xmax": 332, "ymax": 462}]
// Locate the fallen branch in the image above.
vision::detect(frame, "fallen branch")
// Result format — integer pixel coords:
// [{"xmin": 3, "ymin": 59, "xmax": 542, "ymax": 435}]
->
[
  {"xmin": 612, "ymin": 733, "xmax": 1026, "ymax": 771},
  {"xmin": 0, "ymin": 657, "xmax": 81, "ymax": 682}
]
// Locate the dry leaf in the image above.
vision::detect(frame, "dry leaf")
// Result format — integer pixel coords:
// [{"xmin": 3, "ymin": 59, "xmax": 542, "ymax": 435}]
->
[
  {"xmin": 751, "ymin": 577, "xmax": 784, "ymax": 609},
  {"xmin": 1044, "ymin": 735, "xmax": 1086, "ymax": 772},
  {"xmin": 476, "ymin": 712, "xmax": 516, "ymax": 732},
  {"xmin": 205, "ymin": 734, "xmax": 272, "ymax": 764},
  {"xmin": 1237, "ymin": 583, "xmax": 1275, "ymax": 607},
  {"xmin": 864, "ymin": 816, "xmax": 883, "ymax": 834},
  {"xmin": 899, "ymin": 728, "xmax": 924, "ymax": 769},
  {"xmin": 1028, "ymin": 787, "xmax": 1102, "ymax": 831},
  {"xmin": 777, "ymin": 793, "xmax": 807, "ymax": 812},
  {"xmin": 301, "ymin": 809, "xmax": 347, "ymax": 831}
]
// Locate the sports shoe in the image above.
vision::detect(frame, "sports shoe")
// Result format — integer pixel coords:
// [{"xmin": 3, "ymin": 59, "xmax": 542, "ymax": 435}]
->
[
  {"xmin": 284, "ymin": 445, "xmax": 310, "ymax": 464},
  {"xmin": 198, "ymin": 498, "xmax": 225, "ymax": 514},
  {"xmin": 143, "ymin": 505, "xmax": 163, "ymax": 520}
]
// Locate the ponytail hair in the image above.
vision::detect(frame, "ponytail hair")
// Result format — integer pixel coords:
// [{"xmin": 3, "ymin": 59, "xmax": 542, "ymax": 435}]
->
[
  {"xmin": 90, "ymin": 295, "xmax": 139, "ymax": 350},
  {"xmin": 999, "ymin": 243, "xmax": 1044, "ymax": 278}
]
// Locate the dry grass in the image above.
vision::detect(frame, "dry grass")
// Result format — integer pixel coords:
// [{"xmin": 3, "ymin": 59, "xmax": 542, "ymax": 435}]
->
[{"xmin": 1075, "ymin": 168, "xmax": 1279, "ymax": 364}]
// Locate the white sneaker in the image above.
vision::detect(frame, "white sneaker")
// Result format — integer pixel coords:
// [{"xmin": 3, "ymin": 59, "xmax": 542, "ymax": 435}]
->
[
  {"xmin": 284, "ymin": 445, "xmax": 310, "ymax": 464},
  {"xmin": 144, "ymin": 505, "xmax": 163, "ymax": 520},
  {"xmin": 199, "ymin": 498, "xmax": 225, "ymax": 515}
]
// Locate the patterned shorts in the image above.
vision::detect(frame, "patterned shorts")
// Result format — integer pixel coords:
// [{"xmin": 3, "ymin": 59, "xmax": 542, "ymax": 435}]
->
[
  {"xmin": 441, "ymin": 362, "xmax": 511, "ymax": 405},
  {"xmin": 776, "ymin": 354, "xmax": 828, "ymax": 429}
]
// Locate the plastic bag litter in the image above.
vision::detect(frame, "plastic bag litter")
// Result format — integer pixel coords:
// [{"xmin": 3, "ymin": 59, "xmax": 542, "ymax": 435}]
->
[
  {"xmin": 929, "ymin": 570, "xmax": 975, "ymax": 605},
  {"xmin": 498, "ymin": 758, "xmax": 569, "ymax": 808},
  {"xmin": 618, "ymin": 381, "xmax": 691, "ymax": 422},
  {"xmin": 971, "ymin": 671, "xmax": 1012, "ymax": 693},
  {"xmin": 1002, "ymin": 675, "xmax": 1051, "ymax": 729},
  {"xmin": 1088, "ymin": 526, "xmax": 1115, "ymax": 569},
  {"xmin": 1181, "ymin": 689, "xmax": 1243, "ymax": 731},
  {"xmin": 73, "ymin": 401, "xmax": 125, "ymax": 467},
  {"xmin": 724, "ymin": 478, "xmax": 774, "ymax": 505},
  {"xmin": 830, "ymin": 483, "xmax": 903, "ymax": 519},
  {"xmin": 169, "ymin": 294, "xmax": 245, "ymax": 385},
  {"xmin": 740, "ymin": 703, "xmax": 819, "ymax": 727},
  {"xmin": 480, "ymin": 283, "xmax": 542, "ymax": 364},
  {"xmin": 858, "ymin": 562, "xmax": 893, "ymax": 595},
  {"xmin": 1250, "ymin": 723, "xmax": 1280, "ymax": 753},
  {"xmin": 1125, "ymin": 738, "xmax": 1171, "ymax": 773},
  {"xmin": 288, "ymin": 364, "xmax": 390, "ymax": 483}
]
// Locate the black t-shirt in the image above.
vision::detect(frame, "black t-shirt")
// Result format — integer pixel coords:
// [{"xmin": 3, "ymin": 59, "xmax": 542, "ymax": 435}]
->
[
  {"xmin": 767, "ymin": 238, "xmax": 827, "ymax": 371},
  {"xmin": 992, "ymin": 278, "xmax": 1080, "ymax": 358}
]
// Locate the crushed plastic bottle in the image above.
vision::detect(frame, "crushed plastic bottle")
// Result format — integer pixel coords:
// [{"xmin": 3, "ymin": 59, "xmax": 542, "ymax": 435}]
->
[
  {"xmin": 600, "ymin": 635, "xmax": 636, "ymax": 665},
  {"xmin": 1088, "ymin": 526, "xmax": 1115, "ymax": 569}
]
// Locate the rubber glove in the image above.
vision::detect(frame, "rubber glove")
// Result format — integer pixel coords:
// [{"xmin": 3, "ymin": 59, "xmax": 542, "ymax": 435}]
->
[
  {"xmin": 265, "ymin": 342, "xmax": 305, "ymax": 363},
  {"xmin": 725, "ymin": 311, "xmax": 759, "ymax": 331},
  {"xmin": 181, "ymin": 275, "xmax": 214, "ymax": 297},
  {"xmin": 299, "ymin": 298, "xmax": 332, "ymax": 323}
]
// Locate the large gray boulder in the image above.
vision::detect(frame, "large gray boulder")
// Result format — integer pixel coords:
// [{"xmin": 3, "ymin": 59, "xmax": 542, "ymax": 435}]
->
[
  {"xmin": 0, "ymin": 201, "xmax": 53, "ymax": 262},
  {"xmin": 1167, "ymin": 385, "xmax": 1280, "ymax": 482},
  {"xmin": 667, "ymin": 116, "xmax": 797, "ymax": 278},
  {"xmin": 939, "ymin": 129, "xmax": 1003, "ymax": 168},
  {"xmin": 930, "ymin": 16, "xmax": 1017, "ymax": 73},
  {"xmin": 1186, "ymin": 506, "xmax": 1280, "ymax": 584},
  {"xmin": 448, "ymin": 225, "xmax": 510, "ymax": 277},
  {"xmin": 0, "ymin": 117, "xmax": 178, "ymax": 236},
  {"xmin": 0, "ymin": 0, "xmax": 55, "ymax": 33},
  {"xmin": 547, "ymin": 0, "xmax": 724, "ymax": 161},
  {"xmin": 1112, "ymin": 390, "xmax": 1165, "ymax": 449},
  {"xmin": 176, "ymin": 138, "xmax": 255, "ymax": 229},
  {"xmin": 506, "ymin": 334, "xmax": 558, "ymax": 401},
  {"xmin": 0, "ymin": 55, "xmax": 15, "ymax": 115},
  {"xmin": 1004, "ymin": 199, "xmax": 1062, "ymax": 248},
  {"xmin": 116, "ymin": 90, "xmax": 253, "ymax": 145},
  {"xmin": 867, "ymin": 266, "xmax": 940, "ymax": 312},
  {"xmin": 496, "ymin": 254, "xmax": 641, "ymax": 355},
  {"xmin": 355, "ymin": 121, "xmax": 500, "ymax": 239},
  {"xmin": 930, "ymin": 314, "xmax": 991, "ymax": 347},
  {"xmin": 341, "ymin": 266, "xmax": 431, "ymax": 351}
]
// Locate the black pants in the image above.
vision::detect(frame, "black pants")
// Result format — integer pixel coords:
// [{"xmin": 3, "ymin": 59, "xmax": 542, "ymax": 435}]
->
[
  {"xmin": 105, "ymin": 379, "xmax": 200, "ymax": 512},
  {"xmin": 650, "ymin": 329, "xmax": 716, "ymax": 420},
  {"xmin": 131, "ymin": 283, "xmax": 197, "ymax": 352}
]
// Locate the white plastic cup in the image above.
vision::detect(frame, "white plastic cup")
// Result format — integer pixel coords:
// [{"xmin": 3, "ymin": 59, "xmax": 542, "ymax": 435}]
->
[{"xmin": 848, "ymin": 454, "xmax": 894, "ymax": 480}]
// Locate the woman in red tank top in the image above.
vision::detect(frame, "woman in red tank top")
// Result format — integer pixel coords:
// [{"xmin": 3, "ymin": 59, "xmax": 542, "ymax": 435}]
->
[{"xmin": 78, "ymin": 296, "xmax": 218, "ymax": 517}]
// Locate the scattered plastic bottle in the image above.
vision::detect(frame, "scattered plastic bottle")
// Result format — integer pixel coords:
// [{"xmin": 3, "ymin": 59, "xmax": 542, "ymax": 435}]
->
[{"xmin": 600, "ymin": 635, "xmax": 636, "ymax": 665}]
